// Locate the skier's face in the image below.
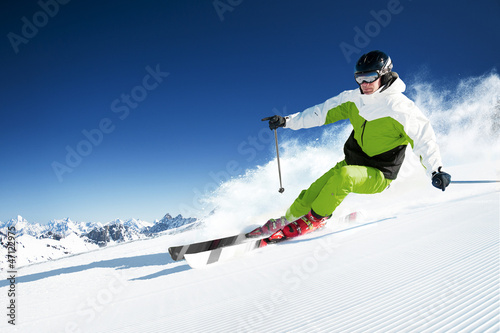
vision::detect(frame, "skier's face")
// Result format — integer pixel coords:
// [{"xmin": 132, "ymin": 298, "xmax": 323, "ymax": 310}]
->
[{"xmin": 360, "ymin": 78, "xmax": 381, "ymax": 95}]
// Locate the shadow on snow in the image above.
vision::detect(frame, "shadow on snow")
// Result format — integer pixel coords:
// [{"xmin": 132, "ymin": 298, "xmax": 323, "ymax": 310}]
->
[{"xmin": 0, "ymin": 252, "xmax": 190, "ymax": 287}]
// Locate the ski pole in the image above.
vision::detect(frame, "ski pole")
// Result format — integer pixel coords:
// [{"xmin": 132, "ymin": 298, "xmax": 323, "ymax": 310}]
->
[
  {"xmin": 451, "ymin": 180, "xmax": 500, "ymax": 184},
  {"xmin": 273, "ymin": 129, "xmax": 285, "ymax": 193}
]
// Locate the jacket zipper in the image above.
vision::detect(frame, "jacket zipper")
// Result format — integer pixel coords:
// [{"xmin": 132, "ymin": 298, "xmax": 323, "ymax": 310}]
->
[{"xmin": 361, "ymin": 120, "xmax": 367, "ymax": 146}]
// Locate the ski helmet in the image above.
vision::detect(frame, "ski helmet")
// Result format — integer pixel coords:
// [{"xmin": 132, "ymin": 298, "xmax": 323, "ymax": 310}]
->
[
  {"xmin": 354, "ymin": 50, "xmax": 392, "ymax": 86},
  {"xmin": 355, "ymin": 50, "xmax": 392, "ymax": 73}
]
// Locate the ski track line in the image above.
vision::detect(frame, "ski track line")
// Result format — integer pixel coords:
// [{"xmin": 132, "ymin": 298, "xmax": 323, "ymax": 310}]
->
[
  {"xmin": 398, "ymin": 256, "xmax": 498, "ymax": 332},
  {"xmin": 359, "ymin": 252, "xmax": 499, "ymax": 333},
  {"xmin": 274, "ymin": 245, "xmax": 498, "ymax": 333},
  {"xmin": 300, "ymin": 218, "xmax": 495, "ymax": 311},
  {"xmin": 312, "ymin": 248, "xmax": 498, "ymax": 332},
  {"xmin": 296, "ymin": 228, "xmax": 498, "ymax": 329}
]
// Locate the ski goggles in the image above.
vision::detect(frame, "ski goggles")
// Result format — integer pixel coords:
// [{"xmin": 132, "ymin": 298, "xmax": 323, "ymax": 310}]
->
[{"xmin": 354, "ymin": 71, "xmax": 380, "ymax": 84}]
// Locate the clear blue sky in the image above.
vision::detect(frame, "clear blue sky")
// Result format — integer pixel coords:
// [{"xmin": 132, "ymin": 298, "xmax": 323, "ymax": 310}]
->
[{"xmin": 1, "ymin": 0, "xmax": 499, "ymax": 224}]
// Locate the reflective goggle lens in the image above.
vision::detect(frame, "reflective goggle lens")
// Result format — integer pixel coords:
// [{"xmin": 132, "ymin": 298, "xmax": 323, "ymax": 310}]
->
[{"xmin": 355, "ymin": 72, "xmax": 380, "ymax": 84}]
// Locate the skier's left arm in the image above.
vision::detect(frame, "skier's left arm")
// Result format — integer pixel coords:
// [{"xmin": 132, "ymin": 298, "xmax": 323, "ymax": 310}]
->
[{"xmin": 399, "ymin": 102, "xmax": 451, "ymax": 191}]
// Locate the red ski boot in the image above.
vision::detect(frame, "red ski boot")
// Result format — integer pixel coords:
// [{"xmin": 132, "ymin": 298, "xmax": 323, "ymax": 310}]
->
[
  {"xmin": 246, "ymin": 216, "xmax": 288, "ymax": 238},
  {"xmin": 265, "ymin": 229, "xmax": 286, "ymax": 244},
  {"xmin": 282, "ymin": 210, "xmax": 329, "ymax": 238}
]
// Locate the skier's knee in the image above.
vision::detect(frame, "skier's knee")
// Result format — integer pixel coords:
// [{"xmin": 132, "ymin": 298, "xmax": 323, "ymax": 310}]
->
[{"xmin": 338, "ymin": 166, "xmax": 356, "ymax": 188}]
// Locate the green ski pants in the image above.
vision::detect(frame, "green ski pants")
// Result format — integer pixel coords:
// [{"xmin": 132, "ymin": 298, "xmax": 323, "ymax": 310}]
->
[{"xmin": 285, "ymin": 160, "xmax": 392, "ymax": 221}]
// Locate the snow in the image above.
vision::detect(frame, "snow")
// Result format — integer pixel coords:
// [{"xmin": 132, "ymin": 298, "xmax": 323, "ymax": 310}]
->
[
  {"xmin": 1, "ymin": 73, "xmax": 499, "ymax": 332},
  {"xmin": 13, "ymin": 233, "xmax": 100, "ymax": 267},
  {"xmin": 3, "ymin": 188, "xmax": 498, "ymax": 333}
]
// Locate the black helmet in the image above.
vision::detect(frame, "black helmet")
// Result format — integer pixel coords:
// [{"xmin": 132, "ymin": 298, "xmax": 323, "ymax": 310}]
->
[{"xmin": 355, "ymin": 50, "xmax": 392, "ymax": 75}]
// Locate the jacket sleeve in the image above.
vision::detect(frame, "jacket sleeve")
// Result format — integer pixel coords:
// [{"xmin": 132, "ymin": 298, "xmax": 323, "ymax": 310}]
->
[
  {"xmin": 394, "ymin": 98, "xmax": 443, "ymax": 176},
  {"xmin": 285, "ymin": 91, "xmax": 353, "ymax": 130}
]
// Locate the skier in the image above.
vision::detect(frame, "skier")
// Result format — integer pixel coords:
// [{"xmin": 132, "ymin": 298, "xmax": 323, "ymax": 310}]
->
[{"xmin": 247, "ymin": 50, "xmax": 451, "ymax": 242}]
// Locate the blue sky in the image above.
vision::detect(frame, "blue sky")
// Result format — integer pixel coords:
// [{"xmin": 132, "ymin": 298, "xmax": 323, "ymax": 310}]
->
[{"xmin": 1, "ymin": 0, "xmax": 499, "ymax": 224}]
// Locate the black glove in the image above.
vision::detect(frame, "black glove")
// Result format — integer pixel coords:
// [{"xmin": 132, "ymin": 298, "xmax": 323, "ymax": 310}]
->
[
  {"xmin": 432, "ymin": 167, "xmax": 451, "ymax": 191},
  {"xmin": 262, "ymin": 115, "xmax": 286, "ymax": 130}
]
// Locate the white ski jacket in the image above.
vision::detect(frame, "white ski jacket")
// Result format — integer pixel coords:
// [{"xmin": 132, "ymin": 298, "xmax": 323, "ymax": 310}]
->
[{"xmin": 284, "ymin": 77, "xmax": 443, "ymax": 179}]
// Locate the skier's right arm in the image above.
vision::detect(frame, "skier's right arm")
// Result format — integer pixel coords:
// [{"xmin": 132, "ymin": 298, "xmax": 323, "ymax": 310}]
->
[{"xmin": 284, "ymin": 91, "xmax": 353, "ymax": 130}]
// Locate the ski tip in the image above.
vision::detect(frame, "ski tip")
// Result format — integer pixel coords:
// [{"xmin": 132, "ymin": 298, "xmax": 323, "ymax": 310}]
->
[{"xmin": 168, "ymin": 247, "xmax": 183, "ymax": 261}]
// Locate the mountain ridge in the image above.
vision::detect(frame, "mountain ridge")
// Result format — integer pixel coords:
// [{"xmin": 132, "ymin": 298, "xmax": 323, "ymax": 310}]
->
[{"xmin": 0, "ymin": 213, "xmax": 200, "ymax": 266}]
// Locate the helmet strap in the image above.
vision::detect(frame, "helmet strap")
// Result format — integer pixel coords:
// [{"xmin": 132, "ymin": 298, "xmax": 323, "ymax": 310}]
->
[{"xmin": 379, "ymin": 72, "xmax": 398, "ymax": 93}]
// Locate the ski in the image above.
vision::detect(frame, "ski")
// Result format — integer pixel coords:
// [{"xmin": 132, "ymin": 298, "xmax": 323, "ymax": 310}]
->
[
  {"xmin": 170, "ymin": 211, "xmax": 359, "ymax": 263},
  {"xmin": 168, "ymin": 233, "xmax": 249, "ymax": 261},
  {"xmin": 183, "ymin": 212, "xmax": 360, "ymax": 268},
  {"xmin": 184, "ymin": 237, "xmax": 270, "ymax": 269}
]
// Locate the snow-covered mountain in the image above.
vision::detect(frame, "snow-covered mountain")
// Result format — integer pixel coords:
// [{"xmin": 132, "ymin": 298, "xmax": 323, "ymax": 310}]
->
[
  {"xmin": 0, "ymin": 213, "xmax": 199, "ymax": 266},
  {"xmin": 45, "ymin": 217, "xmax": 104, "ymax": 238},
  {"xmin": 0, "ymin": 216, "xmax": 47, "ymax": 237},
  {"xmin": 146, "ymin": 213, "xmax": 199, "ymax": 234}
]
